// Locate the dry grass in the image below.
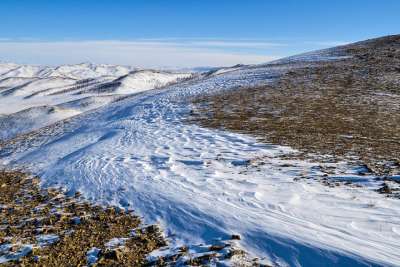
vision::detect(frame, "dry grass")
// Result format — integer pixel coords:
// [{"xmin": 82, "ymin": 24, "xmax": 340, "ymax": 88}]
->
[{"xmin": 188, "ymin": 35, "xmax": 400, "ymax": 175}]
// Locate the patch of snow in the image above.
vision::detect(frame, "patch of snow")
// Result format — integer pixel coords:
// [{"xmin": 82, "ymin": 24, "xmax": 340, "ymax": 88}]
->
[
  {"xmin": 86, "ymin": 247, "xmax": 101, "ymax": 265},
  {"xmin": 36, "ymin": 234, "xmax": 59, "ymax": 246},
  {"xmin": 71, "ymin": 216, "xmax": 81, "ymax": 225},
  {"xmin": 105, "ymin": 238, "xmax": 129, "ymax": 249},
  {"xmin": 0, "ymin": 244, "xmax": 33, "ymax": 264}
]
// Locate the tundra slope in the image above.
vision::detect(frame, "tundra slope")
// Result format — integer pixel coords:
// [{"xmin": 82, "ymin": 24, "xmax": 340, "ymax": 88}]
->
[
  {"xmin": 1, "ymin": 36, "xmax": 400, "ymax": 266},
  {"xmin": 190, "ymin": 34, "xmax": 400, "ymax": 193}
]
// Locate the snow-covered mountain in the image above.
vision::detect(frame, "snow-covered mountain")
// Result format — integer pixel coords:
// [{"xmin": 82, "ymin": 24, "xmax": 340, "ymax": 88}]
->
[
  {"xmin": 0, "ymin": 62, "xmax": 193, "ymax": 140},
  {"xmin": 1, "ymin": 36, "xmax": 400, "ymax": 266},
  {"xmin": 0, "ymin": 62, "xmax": 135, "ymax": 79}
]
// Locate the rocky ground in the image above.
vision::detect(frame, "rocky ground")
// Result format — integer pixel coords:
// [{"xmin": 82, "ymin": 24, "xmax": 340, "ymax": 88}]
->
[
  {"xmin": 0, "ymin": 171, "xmax": 261, "ymax": 266},
  {"xmin": 0, "ymin": 170, "xmax": 166, "ymax": 266},
  {"xmin": 188, "ymin": 35, "xmax": 400, "ymax": 197}
]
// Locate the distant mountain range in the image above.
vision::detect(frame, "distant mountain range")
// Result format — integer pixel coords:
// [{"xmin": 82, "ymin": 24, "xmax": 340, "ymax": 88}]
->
[{"xmin": 0, "ymin": 62, "xmax": 195, "ymax": 140}]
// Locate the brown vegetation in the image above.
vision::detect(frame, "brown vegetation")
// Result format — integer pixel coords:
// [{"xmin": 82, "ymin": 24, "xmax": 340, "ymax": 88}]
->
[
  {"xmin": 0, "ymin": 170, "xmax": 165, "ymax": 266},
  {"xmin": 188, "ymin": 35, "xmax": 400, "ymax": 175}
]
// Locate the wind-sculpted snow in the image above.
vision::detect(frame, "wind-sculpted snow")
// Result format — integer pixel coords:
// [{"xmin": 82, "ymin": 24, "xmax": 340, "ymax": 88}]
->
[{"xmin": 1, "ymin": 61, "xmax": 399, "ymax": 267}]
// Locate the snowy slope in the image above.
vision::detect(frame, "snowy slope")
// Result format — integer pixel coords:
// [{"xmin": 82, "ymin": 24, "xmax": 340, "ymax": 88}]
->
[
  {"xmin": 115, "ymin": 70, "xmax": 192, "ymax": 94},
  {"xmin": 0, "ymin": 64, "xmax": 45, "ymax": 78},
  {"xmin": 1, "ymin": 55, "xmax": 399, "ymax": 267},
  {"xmin": 45, "ymin": 63, "xmax": 134, "ymax": 80},
  {"xmin": 0, "ymin": 62, "xmax": 193, "ymax": 140}
]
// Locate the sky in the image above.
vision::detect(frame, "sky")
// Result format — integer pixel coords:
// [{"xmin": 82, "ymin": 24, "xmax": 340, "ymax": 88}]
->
[{"xmin": 0, "ymin": 0, "xmax": 399, "ymax": 68}]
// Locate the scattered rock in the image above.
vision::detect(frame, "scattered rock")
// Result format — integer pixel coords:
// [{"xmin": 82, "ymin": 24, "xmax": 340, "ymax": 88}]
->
[
  {"xmin": 377, "ymin": 183, "xmax": 392, "ymax": 194},
  {"xmin": 0, "ymin": 170, "xmax": 166, "ymax": 266},
  {"xmin": 231, "ymin": 234, "xmax": 241, "ymax": 240}
]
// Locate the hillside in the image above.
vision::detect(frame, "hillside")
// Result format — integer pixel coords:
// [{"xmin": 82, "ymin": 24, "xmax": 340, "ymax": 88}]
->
[
  {"xmin": 0, "ymin": 63, "xmax": 193, "ymax": 140},
  {"xmin": 190, "ymin": 35, "xmax": 400, "ymax": 178},
  {"xmin": 1, "ymin": 35, "xmax": 400, "ymax": 266}
]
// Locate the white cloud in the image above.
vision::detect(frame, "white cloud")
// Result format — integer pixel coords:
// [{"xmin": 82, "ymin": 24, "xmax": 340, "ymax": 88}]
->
[
  {"xmin": 304, "ymin": 41, "xmax": 350, "ymax": 47},
  {"xmin": 0, "ymin": 40, "xmax": 278, "ymax": 68},
  {"xmin": 186, "ymin": 40, "xmax": 286, "ymax": 48}
]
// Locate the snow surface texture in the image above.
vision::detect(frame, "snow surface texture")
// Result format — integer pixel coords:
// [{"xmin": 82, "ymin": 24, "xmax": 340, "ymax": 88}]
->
[
  {"xmin": 0, "ymin": 62, "xmax": 192, "ymax": 140},
  {"xmin": 1, "ymin": 55, "xmax": 399, "ymax": 266}
]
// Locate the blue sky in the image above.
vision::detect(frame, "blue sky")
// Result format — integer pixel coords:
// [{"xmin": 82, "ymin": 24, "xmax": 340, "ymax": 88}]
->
[{"xmin": 1, "ymin": 0, "xmax": 399, "ymax": 67}]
